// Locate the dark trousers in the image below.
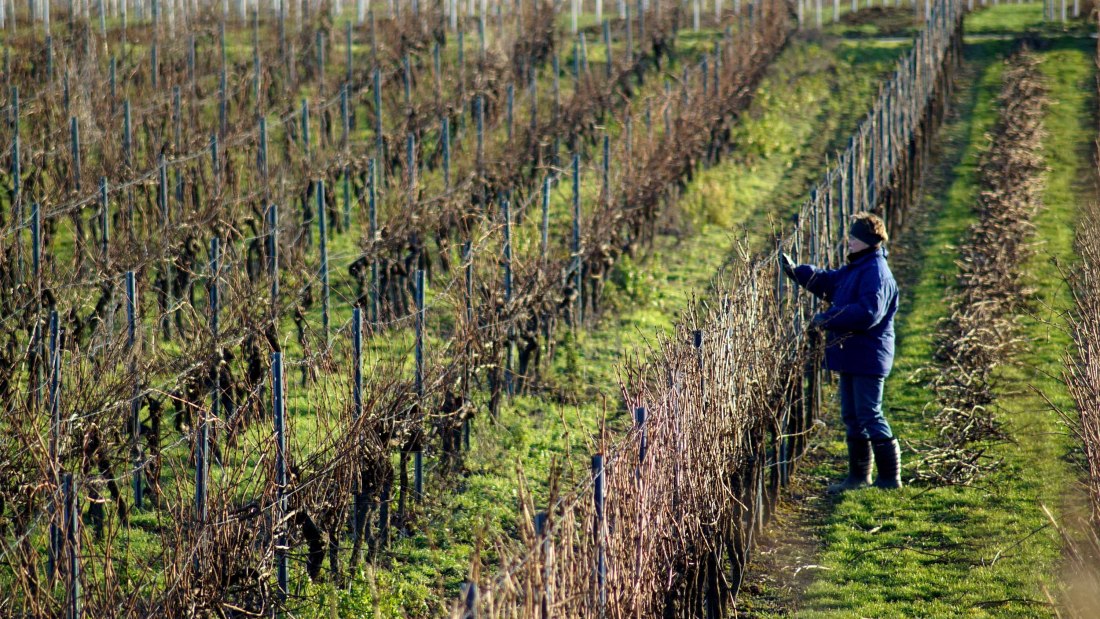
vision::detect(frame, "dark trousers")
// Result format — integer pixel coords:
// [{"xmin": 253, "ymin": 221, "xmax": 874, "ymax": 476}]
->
[{"xmin": 838, "ymin": 372, "xmax": 893, "ymax": 441}]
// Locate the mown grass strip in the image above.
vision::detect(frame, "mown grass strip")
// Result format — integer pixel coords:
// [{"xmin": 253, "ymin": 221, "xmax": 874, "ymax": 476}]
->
[{"xmin": 797, "ymin": 35, "xmax": 1093, "ymax": 619}]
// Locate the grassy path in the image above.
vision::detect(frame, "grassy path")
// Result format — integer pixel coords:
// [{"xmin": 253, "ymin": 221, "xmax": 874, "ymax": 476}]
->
[{"xmin": 773, "ymin": 34, "xmax": 1094, "ymax": 619}]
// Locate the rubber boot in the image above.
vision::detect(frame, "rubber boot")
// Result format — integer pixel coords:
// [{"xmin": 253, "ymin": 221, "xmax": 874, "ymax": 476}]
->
[
  {"xmin": 871, "ymin": 437, "xmax": 903, "ymax": 489},
  {"xmin": 827, "ymin": 436, "xmax": 872, "ymax": 493}
]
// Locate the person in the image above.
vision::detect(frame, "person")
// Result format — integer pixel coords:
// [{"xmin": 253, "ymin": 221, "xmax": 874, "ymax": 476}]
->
[{"xmin": 779, "ymin": 212, "xmax": 902, "ymax": 491}]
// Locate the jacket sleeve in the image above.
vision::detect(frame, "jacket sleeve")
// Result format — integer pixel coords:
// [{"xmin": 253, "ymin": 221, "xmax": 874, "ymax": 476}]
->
[
  {"xmin": 793, "ymin": 264, "xmax": 841, "ymax": 302},
  {"xmin": 815, "ymin": 266, "xmax": 892, "ymax": 333}
]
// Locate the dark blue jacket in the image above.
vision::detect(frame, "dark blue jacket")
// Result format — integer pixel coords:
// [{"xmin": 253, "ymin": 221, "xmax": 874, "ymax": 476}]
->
[{"xmin": 792, "ymin": 247, "xmax": 898, "ymax": 377}]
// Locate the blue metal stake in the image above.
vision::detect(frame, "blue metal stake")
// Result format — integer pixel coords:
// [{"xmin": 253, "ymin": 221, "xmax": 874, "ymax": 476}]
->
[
  {"xmin": 414, "ymin": 269, "xmax": 425, "ymax": 500},
  {"xmin": 62, "ymin": 472, "xmax": 80, "ymax": 619},
  {"xmin": 506, "ymin": 83, "xmax": 514, "ymax": 141},
  {"xmin": 301, "ymin": 99, "xmax": 310, "ymax": 155},
  {"xmin": 373, "ymin": 69, "xmax": 384, "ymax": 177},
  {"xmin": 593, "ymin": 453, "xmax": 607, "ymax": 614},
  {"xmin": 317, "ymin": 181, "xmax": 330, "ymax": 340},
  {"xmin": 572, "ymin": 154, "xmax": 582, "ymax": 324},
  {"xmin": 268, "ymin": 203, "xmax": 279, "ymax": 310},
  {"xmin": 541, "ymin": 176, "xmax": 550, "ymax": 261},
  {"xmin": 100, "ymin": 178, "xmax": 109, "ymax": 264},
  {"xmin": 503, "ymin": 199, "xmax": 513, "ymax": 396},
  {"xmin": 442, "ymin": 117, "xmax": 451, "ymax": 190},
  {"xmin": 69, "ymin": 117, "xmax": 80, "ymax": 191},
  {"xmin": 272, "ymin": 352, "xmax": 288, "ymax": 603},
  {"xmin": 125, "ymin": 271, "xmax": 141, "ymax": 510},
  {"xmin": 369, "ymin": 159, "xmax": 378, "ymax": 326}
]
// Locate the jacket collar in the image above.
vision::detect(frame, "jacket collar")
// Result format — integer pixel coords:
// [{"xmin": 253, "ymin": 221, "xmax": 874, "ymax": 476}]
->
[{"xmin": 846, "ymin": 246, "xmax": 884, "ymax": 265}]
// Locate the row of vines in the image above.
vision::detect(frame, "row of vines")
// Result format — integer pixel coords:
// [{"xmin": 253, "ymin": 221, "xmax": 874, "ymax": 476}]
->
[{"xmin": 1056, "ymin": 22, "xmax": 1100, "ymax": 619}]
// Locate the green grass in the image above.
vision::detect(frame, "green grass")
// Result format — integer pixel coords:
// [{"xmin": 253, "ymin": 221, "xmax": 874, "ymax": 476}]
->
[
  {"xmin": 965, "ymin": 2, "xmax": 1090, "ymax": 35},
  {"xmin": 814, "ymin": 2, "xmax": 1091, "ymax": 40},
  {"xmin": 794, "ymin": 35, "xmax": 1093, "ymax": 618}
]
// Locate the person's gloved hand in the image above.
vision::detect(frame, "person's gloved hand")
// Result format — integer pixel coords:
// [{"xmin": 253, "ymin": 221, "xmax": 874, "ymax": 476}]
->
[
  {"xmin": 810, "ymin": 312, "xmax": 828, "ymax": 329},
  {"xmin": 779, "ymin": 252, "xmax": 797, "ymax": 282}
]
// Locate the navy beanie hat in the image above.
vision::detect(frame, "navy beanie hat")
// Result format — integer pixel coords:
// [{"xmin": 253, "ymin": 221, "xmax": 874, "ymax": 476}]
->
[{"xmin": 850, "ymin": 217, "xmax": 884, "ymax": 246}]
